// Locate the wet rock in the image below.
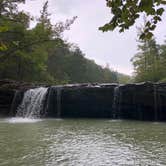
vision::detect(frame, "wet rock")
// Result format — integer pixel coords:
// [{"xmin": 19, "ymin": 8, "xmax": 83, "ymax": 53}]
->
[
  {"xmin": 1, "ymin": 80, "xmax": 166, "ymax": 121},
  {"xmin": 60, "ymin": 85, "xmax": 116, "ymax": 118},
  {"xmin": 0, "ymin": 89, "xmax": 15, "ymax": 117},
  {"xmin": 155, "ymin": 83, "xmax": 166, "ymax": 121},
  {"xmin": 45, "ymin": 85, "xmax": 116, "ymax": 118},
  {"xmin": 118, "ymin": 82, "xmax": 155, "ymax": 121}
]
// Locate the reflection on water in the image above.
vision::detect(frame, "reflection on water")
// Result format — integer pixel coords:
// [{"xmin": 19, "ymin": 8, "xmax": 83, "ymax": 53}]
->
[{"xmin": 0, "ymin": 119, "xmax": 166, "ymax": 166}]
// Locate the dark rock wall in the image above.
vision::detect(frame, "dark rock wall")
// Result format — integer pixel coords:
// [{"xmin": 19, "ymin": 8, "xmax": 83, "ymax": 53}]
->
[
  {"xmin": 10, "ymin": 91, "xmax": 24, "ymax": 117},
  {"xmin": 0, "ymin": 90, "xmax": 15, "ymax": 117},
  {"xmin": 118, "ymin": 83, "xmax": 156, "ymax": 121},
  {"xmin": 45, "ymin": 86, "xmax": 59, "ymax": 117},
  {"xmin": 1, "ymin": 81, "xmax": 166, "ymax": 121},
  {"xmin": 61, "ymin": 86, "xmax": 115, "ymax": 118},
  {"xmin": 44, "ymin": 85, "xmax": 115, "ymax": 118},
  {"xmin": 42, "ymin": 83, "xmax": 166, "ymax": 121},
  {"xmin": 156, "ymin": 84, "xmax": 166, "ymax": 121}
]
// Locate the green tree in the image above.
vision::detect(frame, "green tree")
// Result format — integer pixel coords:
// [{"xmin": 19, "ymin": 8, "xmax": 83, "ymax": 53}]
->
[
  {"xmin": 0, "ymin": 0, "xmax": 119, "ymax": 84},
  {"xmin": 131, "ymin": 37, "xmax": 161, "ymax": 82},
  {"xmin": 0, "ymin": 0, "xmax": 26, "ymax": 50},
  {"xmin": 99, "ymin": 0, "xmax": 166, "ymax": 40},
  {"xmin": 157, "ymin": 41, "xmax": 166, "ymax": 81},
  {"xmin": 117, "ymin": 73, "xmax": 131, "ymax": 84}
]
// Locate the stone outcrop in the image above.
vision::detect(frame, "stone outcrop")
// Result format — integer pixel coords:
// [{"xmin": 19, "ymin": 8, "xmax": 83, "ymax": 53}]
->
[{"xmin": 1, "ymin": 80, "xmax": 166, "ymax": 121}]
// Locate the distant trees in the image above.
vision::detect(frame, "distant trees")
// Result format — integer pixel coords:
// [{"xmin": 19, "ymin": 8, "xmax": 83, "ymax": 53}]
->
[
  {"xmin": 47, "ymin": 43, "xmax": 118, "ymax": 84},
  {"xmin": 131, "ymin": 36, "xmax": 166, "ymax": 82},
  {"xmin": 99, "ymin": 0, "xmax": 166, "ymax": 82},
  {"xmin": 117, "ymin": 73, "xmax": 131, "ymax": 84},
  {"xmin": 0, "ymin": 0, "xmax": 118, "ymax": 84}
]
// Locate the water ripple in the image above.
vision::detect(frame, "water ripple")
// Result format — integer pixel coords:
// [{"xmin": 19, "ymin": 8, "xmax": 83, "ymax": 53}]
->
[{"xmin": 0, "ymin": 119, "xmax": 166, "ymax": 166}]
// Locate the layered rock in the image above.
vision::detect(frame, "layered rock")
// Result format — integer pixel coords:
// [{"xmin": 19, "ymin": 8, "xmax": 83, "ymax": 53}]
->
[
  {"xmin": 1, "ymin": 80, "xmax": 166, "ymax": 121},
  {"xmin": 117, "ymin": 82, "xmax": 166, "ymax": 121},
  {"xmin": 45, "ymin": 84, "xmax": 116, "ymax": 118},
  {"xmin": 0, "ymin": 89, "xmax": 14, "ymax": 117}
]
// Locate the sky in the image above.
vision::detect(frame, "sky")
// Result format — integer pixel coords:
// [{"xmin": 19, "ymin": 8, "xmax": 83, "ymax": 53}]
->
[{"xmin": 20, "ymin": 0, "xmax": 166, "ymax": 75}]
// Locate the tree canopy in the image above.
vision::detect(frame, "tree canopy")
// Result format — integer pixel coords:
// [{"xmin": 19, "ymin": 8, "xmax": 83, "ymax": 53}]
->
[
  {"xmin": 99, "ymin": 0, "xmax": 166, "ymax": 40},
  {"xmin": 131, "ymin": 34, "xmax": 166, "ymax": 82},
  {"xmin": 0, "ymin": 0, "xmax": 120, "ymax": 84}
]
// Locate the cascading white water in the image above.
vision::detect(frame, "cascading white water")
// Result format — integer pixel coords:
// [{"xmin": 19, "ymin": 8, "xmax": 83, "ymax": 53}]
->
[
  {"xmin": 57, "ymin": 87, "xmax": 62, "ymax": 118},
  {"xmin": 16, "ymin": 87, "xmax": 48, "ymax": 119},
  {"xmin": 112, "ymin": 86, "xmax": 119, "ymax": 119},
  {"xmin": 153, "ymin": 84, "xmax": 158, "ymax": 121},
  {"xmin": 10, "ymin": 90, "xmax": 20, "ymax": 116}
]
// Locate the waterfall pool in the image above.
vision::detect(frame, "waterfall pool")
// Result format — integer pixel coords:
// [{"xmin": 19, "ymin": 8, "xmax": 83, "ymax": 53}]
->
[{"xmin": 0, "ymin": 118, "xmax": 166, "ymax": 166}]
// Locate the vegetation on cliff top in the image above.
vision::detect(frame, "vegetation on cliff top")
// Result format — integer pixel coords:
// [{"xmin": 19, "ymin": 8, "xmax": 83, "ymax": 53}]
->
[
  {"xmin": 0, "ymin": 0, "xmax": 121, "ymax": 84},
  {"xmin": 2, "ymin": 0, "xmax": 166, "ymax": 84}
]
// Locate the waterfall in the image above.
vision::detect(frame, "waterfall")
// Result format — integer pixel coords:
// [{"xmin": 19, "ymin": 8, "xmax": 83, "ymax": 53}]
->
[
  {"xmin": 56, "ymin": 87, "xmax": 62, "ymax": 118},
  {"xmin": 153, "ymin": 84, "xmax": 158, "ymax": 121},
  {"xmin": 43, "ymin": 86, "xmax": 62, "ymax": 118},
  {"xmin": 112, "ymin": 86, "xmax": 119, "ymax": 119},
  {"xmin": 10, "ymin": 90, "xmax": 22, "ymax": 116},
  {"xmin": 16, "ymin": 87, "xmax": 48, "ymax": 118}
]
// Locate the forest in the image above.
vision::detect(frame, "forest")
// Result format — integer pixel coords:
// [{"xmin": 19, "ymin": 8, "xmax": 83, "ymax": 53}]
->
[
  {"xmin": 1, "ymin": 0, "xmax": 166, "ymax": 84},
  {"xmin": 0, "ymin": 0, "xmax": 121, "ymax": 84},
  {"xmin": 132, "ymin": 36, "xmax": 166, "ymax": 83}
]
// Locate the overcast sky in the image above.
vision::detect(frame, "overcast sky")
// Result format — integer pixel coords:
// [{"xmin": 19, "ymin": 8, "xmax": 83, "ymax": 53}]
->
[{"xmin": 20, "ymin": 0, "xmax": 166, "ymax": 75}]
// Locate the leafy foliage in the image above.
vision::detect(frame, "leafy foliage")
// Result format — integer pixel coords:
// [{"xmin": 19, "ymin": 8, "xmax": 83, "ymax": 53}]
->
[
  {"xmin": 99, "ymin": 0, "xmax": 166, "ymax": 40},
  {"xmin": 131, "ymin": 36, "xmax": 166, "ymax": 82},
  {"xmin": 117, "ymin": 73, "xmax": 131, "ymax": 83},
  {"xmin": 0, "ymin": 0, "xmax": 118, "ymax": 84}
]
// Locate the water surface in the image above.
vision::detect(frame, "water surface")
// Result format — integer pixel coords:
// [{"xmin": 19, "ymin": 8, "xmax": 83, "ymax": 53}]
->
[{"xmin": 0, "ymin": 118, "xmax": 166, "ymax": 166}]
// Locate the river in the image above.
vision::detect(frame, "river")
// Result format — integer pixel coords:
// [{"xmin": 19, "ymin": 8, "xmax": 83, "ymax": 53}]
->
[{"xmin": 0, "ymin": 119, "xmax": 166, "ymax": 166}]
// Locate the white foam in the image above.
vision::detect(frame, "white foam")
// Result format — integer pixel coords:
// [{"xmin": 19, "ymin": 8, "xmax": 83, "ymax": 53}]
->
[
  {"xmin": 16, "ymin": 87, "xmax": 48, "ymax": 118},
  {"xmin": 6, "ymin": 118, "xmax": 42, "ymax": 123}
]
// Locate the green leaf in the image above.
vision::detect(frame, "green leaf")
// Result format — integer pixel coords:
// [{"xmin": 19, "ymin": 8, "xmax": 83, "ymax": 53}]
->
[
  {"xmin": 149, "ymin": 24, "xmax": 156, "ymax": 30},
  {"xmin": 139, "ymin": 33, "xmax": 146, "ymax": 40},
  {"xmin": 139, "ymin": 0, "xmax": 153, "ymax": 13},
  {"xmin": 145, "ymin": 21, "xmax": 151, "ymax": 27},
  {"xmin": 156, "ymin": 8, "xmax": 164, "ymax": 16},
  {"xmin": 0, "ymin": 26, "xmax": 9, "ymax": 32},
  {"xmin": 0, "ymin": 43, "xmax": 8, "ymax": 51},
  {"xmin": 146, "ymin": 32, "xmax": 153, "ymax": 39},
  {"xmin": 12, "ymin": 41, "xmax": 20, "ymax": 46}
]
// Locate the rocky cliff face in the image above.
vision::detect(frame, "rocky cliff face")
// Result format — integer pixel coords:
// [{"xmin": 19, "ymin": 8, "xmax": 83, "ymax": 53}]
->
[
  {"xmin": 0, "ymin": 89, "xmax": 14, "ymax": 117},
  {"xmin": 45, "ymin": 84, "xmax": 116, "ymax": 118},
  {"xmin": 117, "ymin": 82, "xmax": 166, "ymax": 121},
  {"xmin": 1, "ymin": 80, "xmax": 166, "ymax": 121}
]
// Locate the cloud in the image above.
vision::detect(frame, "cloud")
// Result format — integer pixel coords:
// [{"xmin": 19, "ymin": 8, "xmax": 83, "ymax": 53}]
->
[
  {"xmin": 20, "ymin": 0, "xmax": 166, "ymax": 75},
  {"xmin": 49, "ymin": 0, "xmax": 80, "ymax": 14},
  {"xmin": 62, "ymin": 0, "xmax": 137, "ymax": 75}
]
